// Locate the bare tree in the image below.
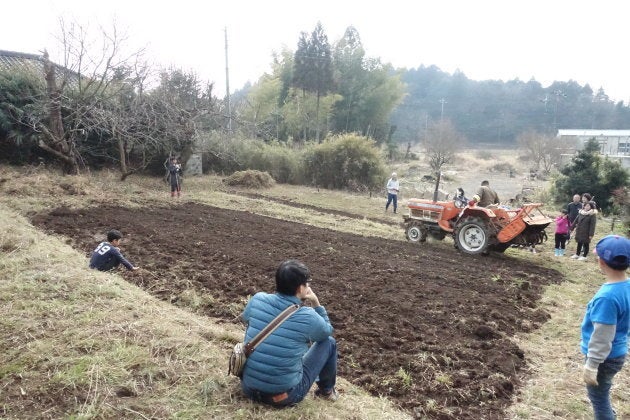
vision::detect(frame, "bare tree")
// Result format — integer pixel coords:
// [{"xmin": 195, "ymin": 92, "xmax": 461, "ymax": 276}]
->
[
  {"xmin": 19, "ymin": 18, "xmax": 148, "ymax": 175},
  {"xmin": 38, "ymin": 50, "xmax": 80, "ymax": 173},
  {"xmin": 517, "ymin": 129, "xmax": 561, "ymax": 174},
  {"xmin": 13, "ymin": 18, "xmax": 219, "ymax": 180},
  {"xmin": 424, "ymin": 119, "xmax": 464, "ymax": 200},
  {"xmin": 424, "ymin": 119, "xmax": 463, "ymax": 171}
]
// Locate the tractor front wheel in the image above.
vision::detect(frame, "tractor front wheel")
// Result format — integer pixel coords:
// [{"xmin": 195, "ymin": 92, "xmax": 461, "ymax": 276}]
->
[
  {"xmin": 455, "ymin": 217, "xmax": 491, "ymax": 255},
  {"xmin": 406, "ymin": 223, "xmax": 428, "ymax": 243}
]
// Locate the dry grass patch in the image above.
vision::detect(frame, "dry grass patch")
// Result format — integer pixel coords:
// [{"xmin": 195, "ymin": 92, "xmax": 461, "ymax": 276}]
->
[{"xmin": 224, "ymin": 170, "xmax": 275, "ymax": 189}]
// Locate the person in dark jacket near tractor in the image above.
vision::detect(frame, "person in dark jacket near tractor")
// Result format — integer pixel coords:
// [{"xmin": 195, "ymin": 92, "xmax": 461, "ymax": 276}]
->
[
  {"xmin": 469, "ymin": 180, "xmax": 500, "ymax": 207},
  {"xmin": 567, "ymin": 194, "xmax": 582, "ymax": 226},
  {"xmin": 240, "ymin": 260, "xmax": 338, "ymax": 406},
  {"xmin": 571, "ymin": 201, "xmax": 598, "ymax": 261}
]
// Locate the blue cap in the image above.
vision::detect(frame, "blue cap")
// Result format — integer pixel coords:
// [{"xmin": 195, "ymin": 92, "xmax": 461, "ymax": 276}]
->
[{"xmin": 594, "ymin": 235, "xmax": 630, "ymax": 270}]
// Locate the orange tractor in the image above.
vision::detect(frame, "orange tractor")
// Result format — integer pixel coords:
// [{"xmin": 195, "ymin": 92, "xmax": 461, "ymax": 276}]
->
[{"xmin": 402, "ymin": 194, "xmax": 552, "ymax": 255}]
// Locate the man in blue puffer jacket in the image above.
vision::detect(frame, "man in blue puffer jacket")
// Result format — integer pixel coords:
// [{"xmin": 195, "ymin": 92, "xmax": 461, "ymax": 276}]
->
[{"xmin": 240, "ymin": 260, "xmax": 338, "ymax": 406}]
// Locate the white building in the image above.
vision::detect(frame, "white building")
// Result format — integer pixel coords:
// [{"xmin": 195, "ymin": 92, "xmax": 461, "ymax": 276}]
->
[{"xmin": 557, "ymin": 129, "xmax": 630, "ymax": 168}]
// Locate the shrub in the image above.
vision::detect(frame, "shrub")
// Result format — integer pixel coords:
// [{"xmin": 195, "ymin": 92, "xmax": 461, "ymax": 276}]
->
[
  {"xmin": 0, "ymin": 69, "xmax": 46, "ymax": 165},
  {"xmin": 475, "ymin": 150, "xmax": 495, "ymax": 160},
  {"xmin": 489, "ymin": 162, "xmax": 515, "ymax": 173},
  {"xmin": 224, "ymin": 170, "xmax": 275, "ymax": 189},
  {"xmin": 303, "ymin": 134, "xmax": 386, "ymax": 190},
  {"xmin": 198, "ymin": 133, "xmax": 252, "ymax": 174},
  {"xmin": 198, "ymin": 133, "xmax": 304, "ymax": 183},
  {"xmin": 244, "ymin": 141, "xmax": 303, "ymax": 184}
]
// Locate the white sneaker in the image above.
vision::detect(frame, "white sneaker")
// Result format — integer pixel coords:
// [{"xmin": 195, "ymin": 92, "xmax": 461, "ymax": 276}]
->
[
  {"xmin": 570, "ymin": 254, "xmax": 579, "ymax": 259},
  {"xmin": 578, "ymin": 256, "xmax": 587, "ymax": 261}
]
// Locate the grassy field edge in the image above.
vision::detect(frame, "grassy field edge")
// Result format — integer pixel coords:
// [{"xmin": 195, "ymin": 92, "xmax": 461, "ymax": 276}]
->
[{"xmin": 0, "ymin": 203, "xmax": 410, "ymax": 419}]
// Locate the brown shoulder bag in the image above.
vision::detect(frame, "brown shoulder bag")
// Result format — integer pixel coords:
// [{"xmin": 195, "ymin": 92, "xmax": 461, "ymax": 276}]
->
[{"xmin": 228, "ymin": 304, "xmax": 299, "ymax": 378}]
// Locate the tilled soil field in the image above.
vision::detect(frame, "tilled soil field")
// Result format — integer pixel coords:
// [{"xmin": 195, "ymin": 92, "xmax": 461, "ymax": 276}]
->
[{"xmin": 32, "ymin": 202, "xmax": 561, "ymax": 419}]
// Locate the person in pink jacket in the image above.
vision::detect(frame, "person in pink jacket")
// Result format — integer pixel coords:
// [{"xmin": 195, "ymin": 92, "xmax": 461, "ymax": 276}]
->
[{"xmin": 554, "ymin": 209, "xmax": 570, "ymax": 256}]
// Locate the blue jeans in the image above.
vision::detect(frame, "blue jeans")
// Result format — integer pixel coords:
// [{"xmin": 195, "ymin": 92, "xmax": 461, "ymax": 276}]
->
[
  {"xmin": 586, "ymin": 356, "xmax": 625, "ymax": 420},
  {"xmin": 242, "ymin": 336, "xmax": 337, "ymax": 407},
  {"xmin": 386, "ymin": 193, "xmax": 398, "ymax": 212}
]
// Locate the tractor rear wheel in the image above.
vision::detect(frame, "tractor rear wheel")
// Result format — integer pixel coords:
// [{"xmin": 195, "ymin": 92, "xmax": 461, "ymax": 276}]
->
[
  {"xmin": 455, "ymin": 217, "xmax": 491, "ymax": 255},
  {"xmin": 405, "ymin": 222, "xmax": 428, "ymax": 243}
]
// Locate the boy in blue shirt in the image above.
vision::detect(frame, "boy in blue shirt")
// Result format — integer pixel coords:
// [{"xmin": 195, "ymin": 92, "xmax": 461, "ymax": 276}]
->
[
  {"xmin": 581, "ymin": 235, "xmax": 630, "ymax": 419},
  {"xmin": 89, "ymin": 230, "xmax": 139, "ymax": 272}
]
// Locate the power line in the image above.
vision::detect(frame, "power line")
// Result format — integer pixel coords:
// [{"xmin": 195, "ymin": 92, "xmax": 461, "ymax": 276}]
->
[{"xmin": 439, "ymin": 98, "xmax": 447, "ymax": 120}]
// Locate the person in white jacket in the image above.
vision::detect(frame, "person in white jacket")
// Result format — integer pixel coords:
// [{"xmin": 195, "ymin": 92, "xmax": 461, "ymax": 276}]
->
[{"xmin": 385, "ymin": 172, "xmax": 399, "ymax": 213}]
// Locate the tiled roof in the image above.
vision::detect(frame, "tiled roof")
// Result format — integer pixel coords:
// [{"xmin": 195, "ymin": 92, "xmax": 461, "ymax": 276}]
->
[
  {"xmin": 0, "ymin": 49, "xmax": 45, "ymax": 75},
  {"xmin": 0, "ymin": 49, "xmax": 80, "ymax": 85}
]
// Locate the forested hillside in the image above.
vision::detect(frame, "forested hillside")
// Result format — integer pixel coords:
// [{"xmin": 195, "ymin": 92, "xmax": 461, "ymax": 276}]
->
[
  {"xmin": 390, "ymin": 65, "xmax": 630, "ymax": 144},
  {"xmin": 233, "ymin": 22, "xmax": 630, "ymax": 146}
]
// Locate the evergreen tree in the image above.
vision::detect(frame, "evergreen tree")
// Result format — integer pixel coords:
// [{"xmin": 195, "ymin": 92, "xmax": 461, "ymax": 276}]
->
[
  {"xmin": 332, "ymin": 26, "xmax": 367, "ymax": 133},
  {"xmin": 554, "ymin": 139, "xmax": 628, "ymax": 213},
  {"xmin": 292, "ymin": 22, "xmax": 334, "ymax": 142},
  {"xmin": 0, "ymin": 69, "xmax": 43, "ymax": 163}
]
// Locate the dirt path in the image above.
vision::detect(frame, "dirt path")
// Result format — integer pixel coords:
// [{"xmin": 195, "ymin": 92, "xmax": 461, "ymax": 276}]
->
[
  {"xmin": 226, "ymin": 190, "xmax": 399, "ymax": 226},
  {"xmin": 32, "ymin": 202, "xmax": 561, "ymax": 419}
]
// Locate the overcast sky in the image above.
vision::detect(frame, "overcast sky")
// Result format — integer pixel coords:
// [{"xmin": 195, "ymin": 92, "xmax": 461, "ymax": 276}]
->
[{"xmin": 3, "ymin": 0, "xmax": 629, "ymax": 103}]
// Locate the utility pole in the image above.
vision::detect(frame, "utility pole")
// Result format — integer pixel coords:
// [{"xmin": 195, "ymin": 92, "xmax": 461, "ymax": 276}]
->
[
  {"xmin": 224, "ymin": 27, "xmax": 232, "ymax": 133},
  {"xmin": 425, "ymin": 114, "xmax": 429, "ymax": 142},
  {"xmin": 439, "ymin": 98, "xmax": 447, "ymax": 121},
  {"xmin": 540, "ymin": 94, "xmax": 549, "ymax": 113},
  {"xmin": 552, "ymin": 89, "xmax": 566, "ymax": 131}
]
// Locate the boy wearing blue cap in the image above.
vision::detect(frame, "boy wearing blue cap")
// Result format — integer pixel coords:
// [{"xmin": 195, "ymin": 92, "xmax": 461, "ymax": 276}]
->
[{"xmin": 581, "ymin": 235, "xmax": 630, "ymax": 419}]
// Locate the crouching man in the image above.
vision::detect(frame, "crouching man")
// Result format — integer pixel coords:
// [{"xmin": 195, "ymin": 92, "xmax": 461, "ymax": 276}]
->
[{"xmin": 240, "ymin": 260, "xmax": 338, "ymax": 406}]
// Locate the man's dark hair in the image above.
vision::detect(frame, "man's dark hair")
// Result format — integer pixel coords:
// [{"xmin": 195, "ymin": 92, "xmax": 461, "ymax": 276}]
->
[
  {"xmin": 275, "ymin": 260, "xmax": 310, "ymax": 295},
  {"xmin": 583, "ymin": 193, "xmax": 592, "ymax": 201},
  {"xmin": 481, "ymin": 180, "xmax": 490, "ymax": 186},
  {"xmin": 107, "ymin": 229, "xmax": 123, "ymax": 242}
]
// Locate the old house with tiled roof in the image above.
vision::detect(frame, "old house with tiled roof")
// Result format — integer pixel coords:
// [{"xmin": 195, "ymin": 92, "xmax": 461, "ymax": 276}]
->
[
  {"xmin": 0, "ymin": 49, "xmax": 46, "ymax": 73},
  {"xmin": 0, "ymin": 49, "xmax": 78, "ymax": 84}
]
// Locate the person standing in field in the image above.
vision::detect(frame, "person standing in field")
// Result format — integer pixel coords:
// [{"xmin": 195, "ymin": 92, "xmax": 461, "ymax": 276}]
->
[
  {"xmin": 581, "ymin": 235, "xmax": 630, "ymax": 420},
  {"xmin": 385, "ymin": 172, "xmax": 399, "ymax": 213},
  {"xmin": 582, "ymin": 192, "xmax": 596, "ymax": 210},
  {"xmin": 571, "ymin": 201, "xmax": 598, "ymax": 261},
  {"xmin": 166, "ymin": 157, "xmax": 183, "ymax": 198},
  {"xmin": 554, "ymin": 209, "xmax": 570, "ymax": 256},
  {"xmin": 567, "ymin": 193, "xmax": 582, "ymax": 227}
]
